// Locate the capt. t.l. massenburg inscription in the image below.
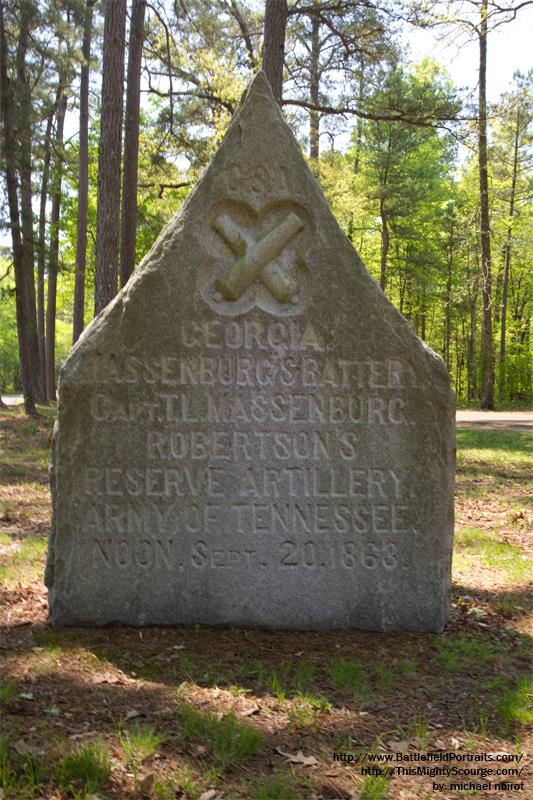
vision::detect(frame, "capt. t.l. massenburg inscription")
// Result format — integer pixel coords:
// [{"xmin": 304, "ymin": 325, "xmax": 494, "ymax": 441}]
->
[{"xmin": 84, "ymin": 317, "xmax": 417, "ymax": 578}]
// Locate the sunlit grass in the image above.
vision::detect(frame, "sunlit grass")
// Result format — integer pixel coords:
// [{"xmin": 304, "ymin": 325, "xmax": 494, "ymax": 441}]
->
[
  {"xmin": 176, "ymin": 703, "xmax": 263, "ymax": 769},
  {"xmin": 454, "ymin": 526, "xmax": 531, "ymax": 581},
  {"xmin": 456, "ymin": 428, "xmax": 532, "ymax": 471},
  {"xmin": 0, "ymin": 536, "xmax": 47, "ymax": 587},
  {"xmin": 434, "ymin": 637, "xmax": 501, "ymax": 672}
]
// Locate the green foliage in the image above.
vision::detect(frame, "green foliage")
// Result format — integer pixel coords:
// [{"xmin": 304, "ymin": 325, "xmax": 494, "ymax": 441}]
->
[
  {"xmin": 0, "ymin": 736, "xmax": 48, "ymax": 798},
  {"xmin": 361, "ymin": 772, "xmax": 391, "ymax": 800},
  {"xmin": 177, "ymin": 704, "xmax": 263, "ymax": 769},
  {"xmin": 256, "ymin": 773, "xmax": 301, "ymax": 799},
  {"xmin": 496, "ymin": 677, "xmax": 533, "ymax": 730},
  {"xmin": 117, "ymin": 722, "xmax": 166, "ymax": 780},
  {"xmin": 328, "ymin": 658, "xmax": 373, "ymax": 705},
  {"xmin": 455, "ymin": 527, "xmax": 531, "ymax": 580},
  {"xmin": 433, "ymin": 637, "xmax": 501, "ymax": 672},
  {"xmin": 55, "ymin": 741, "xmax": 110, "ymax": 795},
  {"xmin": 0, "ymin": 537, "xmax": 48, "ymax": 588}
]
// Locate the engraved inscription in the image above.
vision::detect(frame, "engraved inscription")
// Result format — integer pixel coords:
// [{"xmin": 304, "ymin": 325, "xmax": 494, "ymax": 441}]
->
[{"xmin": 84, "ymin": 320, "xmax": 417, "ymax": 578}]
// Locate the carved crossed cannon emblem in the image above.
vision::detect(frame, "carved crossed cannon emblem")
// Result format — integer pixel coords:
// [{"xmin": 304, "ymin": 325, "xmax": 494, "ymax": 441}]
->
[{"xmin": 213, "ymin": 212, "xmax": 303, "ymax": 303}]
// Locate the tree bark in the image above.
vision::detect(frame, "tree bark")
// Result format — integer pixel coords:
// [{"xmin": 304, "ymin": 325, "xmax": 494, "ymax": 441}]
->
[
  {"xmin": 478, "ymin": 0, "xmax": 494, "ymax": 409},
  {"xmin": 309, "ymin": 10, "xmax": 320, "ymax": 159},
  {"xmin": 0, "ymin": 0, "xmax": 36, "ymax": 414},
  {"xmin": 262, "ymin": 0, "xmax": 287, "ymax": 105},
  {"xmin": 120, "ymin": 0, "xmax": 146, "ymax": 289},
  {"xmin": 73, "ymin": 0, "xmax": 95, "ymax": 343},
  {"xmin": 379, "ymin": 196, "xmax": 389, "ymax": 292},
  {"xmin": 37, "ymin": 109, "xmax": 54, "ymax": 398},
  {"xmin": 16, "ymin": 0, "xmax": 43, "ymax": 402},
  {"xmin": 498, "ymin": 106, "xmax": 520, "ymax": 401},
  {"xmin": 94, "ymin": 0, "xmax": 126, "ymax": 315},
  {"xmin": 45, "ymin": 85, "xmax": 67, "ymax": 401},
  {"xmin": 444, "ymin": 245, "xmax": 453, "ymax": 371}
]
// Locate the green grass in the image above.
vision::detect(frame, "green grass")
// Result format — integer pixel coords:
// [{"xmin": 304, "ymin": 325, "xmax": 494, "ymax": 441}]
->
[
  {"xmin": 454, "ymin": 526, "xmax": 531, "ymax": 580},
  {"xmin": 177, "ymin": 704, "xmax": 263, "ymax": 770},
  {"xmin": 456, "ymin": 428, "xmax": 532, "ymax": 471},
  {"xmin": 117, "ymin": 722, "xmax": 167, "ymax": 779},
  {"xmin": 0, "ymin": 536, "xmax": 47, "ymax": 587},
  {"xmin": 256, "ymin": 773, "xmax": 301, "ymax": 799},
  {"xmin": 496, "ymin": 677, "xmax": 533, "ymax": 730},
  {"xmin": 433, "ymin": 637, "xmax": 501, "ymax": 672},
  {"xmin": 0, "ymin": 681, "xmax": 17, "ymax": 706},
  {"xmin": 328, "ymin": 658, "xmax": 374, "ymax": 706},
  {"xmin": 0, "ymin": 737, "xmax": 47, "ymax": 799},
  {"xmin": 361, "ymin": 772, "xmax": 390, "ymax": 799},
  {"xmin": 55, "ymin": 741, "xmax": 110, "ymax": 796}
]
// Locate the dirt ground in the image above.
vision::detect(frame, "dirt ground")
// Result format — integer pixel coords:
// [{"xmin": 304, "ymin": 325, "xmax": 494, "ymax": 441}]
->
[{"xmin": 0, "ymin": 408, "xmax": 531, "ymax": 800}]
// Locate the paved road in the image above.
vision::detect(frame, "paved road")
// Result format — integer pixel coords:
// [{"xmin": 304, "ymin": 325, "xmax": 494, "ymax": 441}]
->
[{"xmin": 456, "ymin": 410, "xmax": 532, "ymax": 431}]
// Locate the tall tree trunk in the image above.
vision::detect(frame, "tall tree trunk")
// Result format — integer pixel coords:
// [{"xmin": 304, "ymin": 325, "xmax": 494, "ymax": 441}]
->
[
  {"xmin": 353, "ymin": 62, "xmax": 365, "ymax": 174},
  {"xmin": 498, "ymin": 108, "xmax": 520, "ymax": 401},
  {"xmin": 0, "ymin": 0, "xmax": 36, "ymax": 414},
  {"xmin": 120, "ymin": 0, "xmax": 146, "ymax": 289},
  {"xmin": 16, "ymin": 0, "xmax": 43, "ymax": 403},
  {"xmin": 94, "ymin": 0, "xmax": 126, "ymax": 315},
  {"xmin": 262, "ymin": 0, "xmax": 287, "ymax": 105},
  {"xmin": 45, "ymin": 86, "xmax": 67, "ymax": 401},
  {"xmin": 73, "ymin": 0, "xmax": 95, "ymax": 343},
  {"xmin": 309, "ymin": 11, "xmax": 320, "ymax": 159},
  {"xmin": 379, "ymin": 196, "xmax": 389, "ymax": 292},
  {"xmin": 37, "ymin": 109, "xmax": 54, "ymax": 399},
  {"xmin": 478, "ymin": 0, "xmax": 494, "ymax": 409},
  {"xmin": 444, "ymin": 246, "xmax": 453, "ymax": 371}
]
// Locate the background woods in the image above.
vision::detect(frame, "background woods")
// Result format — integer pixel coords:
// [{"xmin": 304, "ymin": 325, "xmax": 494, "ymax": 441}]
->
[{"xmin": 0, "ymin": 0, "xmax": 531, "ymax": 411}]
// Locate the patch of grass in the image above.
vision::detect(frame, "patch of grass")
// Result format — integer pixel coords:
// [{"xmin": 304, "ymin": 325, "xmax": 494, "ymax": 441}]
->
[
  {"xmin": 496, "ymin": 677, "xmax": 533, "ymax": 731},
  {"xmin": 256, "ymin": 773, "xmax": 301, "ymax": 799},
  {"xmin": 397, "ymin": 659, "xmax": 416, "ymax": 678},
  {"xmin": 0, "ymin": 536, "xmax": 47, "ymax": 587},
  {"xmin": 328, "ymin": 657, "xmax": 373, "ymax": 705},
  {"xmin": 55, "ymin": 741, "xmax": 110, "ymax": 796},
  {"xmin": 361, "ymin": 772, "xmax": 390, "ymax": 799},
  {"xmin": 293, "ymin": 661, "xmax": 316, "ymax": 693},
  {"xmin": 454, "ymin": 527, "xmax": 531, "ymax": 580},
  {"xmin": 0, "ymin": 737, "xmax": 47, "ymax": 798},
  {"xmin": 456, "ymin": 428, "xmax": 533, "ymax": 470},
  {"xmin": 0, "ymin": 532, "xmax": 13, "ymax": 545},
  {"xmin": 177, "ymin": 704, "xmax": 263, "ymax": 770},
  {"xmin": 373, "ymin": 663, "xmax": 396, "ymax": 691},
  {"xmin": 0, "ymin": 681, "xmax": 17, "ymax": 706},
  {"xmin": 434, "ymin": 637, "xmax": 500, "ymax": 672},
  {"xmin": 117, "ymin": 722, "xmax": 167, "ymax": 779}
]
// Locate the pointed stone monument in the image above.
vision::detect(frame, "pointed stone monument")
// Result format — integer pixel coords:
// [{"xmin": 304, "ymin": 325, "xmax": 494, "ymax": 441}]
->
[{"xmin": 46, "ymin": 73, "xmax": 455, "ymax": 631}]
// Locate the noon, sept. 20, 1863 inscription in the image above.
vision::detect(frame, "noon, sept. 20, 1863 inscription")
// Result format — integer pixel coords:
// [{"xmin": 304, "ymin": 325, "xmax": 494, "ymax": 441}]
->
[{"xmin": 46, "ymin": 72, "xmax": 455, "ymax": 632}]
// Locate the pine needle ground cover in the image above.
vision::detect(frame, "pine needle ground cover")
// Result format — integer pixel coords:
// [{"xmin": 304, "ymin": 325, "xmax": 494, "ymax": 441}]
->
[{"xmin": 1, "ymin": 406, "xmax": 531, "ymax": 800}]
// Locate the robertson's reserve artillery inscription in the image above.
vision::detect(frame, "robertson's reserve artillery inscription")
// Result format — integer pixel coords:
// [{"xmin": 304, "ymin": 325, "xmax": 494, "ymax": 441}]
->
[{"xmin": 46, "ymin": 72, "xmax": 455, "ymax": 631}]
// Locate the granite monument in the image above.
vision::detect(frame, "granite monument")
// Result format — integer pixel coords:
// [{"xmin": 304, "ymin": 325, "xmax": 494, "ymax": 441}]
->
[{"xmin": 46, "ymin": 72, "xmax": 455, "ymax": 631}]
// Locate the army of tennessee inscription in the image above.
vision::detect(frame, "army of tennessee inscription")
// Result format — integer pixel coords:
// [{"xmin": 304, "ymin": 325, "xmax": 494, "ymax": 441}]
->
[{"xmin": 82, "ymin": 319, "xmax": 418, "ymax": 577}]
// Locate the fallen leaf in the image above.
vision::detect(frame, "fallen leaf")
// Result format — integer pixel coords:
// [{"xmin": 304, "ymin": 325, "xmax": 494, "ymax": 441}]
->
[
  {"xmin": 199, "ymin": 791, "xmax": 222, "ymax": 800},
  {"xmin": 275, "ymin": 747, "xmax": 319, "ymax": 767},
  {"xmin": 126, "ymin": 709, "xmax": 142, "ymax": 719},
  {"xmin": 14, "ymin": 740, "xmax": 34, "ymax": 755},
  {"xmin": 239, "ymin": 702, "xmax": 260, "ymax": 717},
  {"xmin": 92, "ymin": 672, "xmax": 120, "ymax": 685},
  {"xmin": 44, "ymin": 707, "xmax": 61, "ymax": 716},
  {"xmin": 138, "ymin": 772, "xmax": 155, "ymax": 794},
  {"xmin": 19, "ymin": 692, "xmax": 34, "ymax": 700}
]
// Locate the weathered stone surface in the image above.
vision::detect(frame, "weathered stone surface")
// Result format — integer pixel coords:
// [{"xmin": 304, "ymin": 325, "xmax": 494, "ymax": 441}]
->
[{"xmin": 46, "ymin": 72, "xmax": 455, "ymax": 631}]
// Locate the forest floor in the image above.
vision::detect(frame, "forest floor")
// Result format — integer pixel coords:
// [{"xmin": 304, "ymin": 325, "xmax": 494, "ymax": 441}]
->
[{"xmin": 0, "ymin": 406, "xmax": 531, "ymax": 800}]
